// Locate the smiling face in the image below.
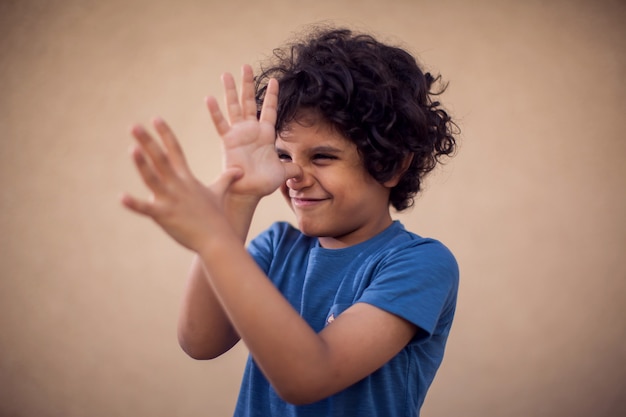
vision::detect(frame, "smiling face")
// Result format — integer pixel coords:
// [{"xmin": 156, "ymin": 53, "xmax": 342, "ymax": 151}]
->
[{"xmin": 276, "ymin": 120, "xmax": 395, "ymax": 249}]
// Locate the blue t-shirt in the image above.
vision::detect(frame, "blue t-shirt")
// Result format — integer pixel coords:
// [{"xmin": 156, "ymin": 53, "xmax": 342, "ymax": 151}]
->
[{"xmin": 234, "ymin": 221, "xmax": 459, "ymax": 417}]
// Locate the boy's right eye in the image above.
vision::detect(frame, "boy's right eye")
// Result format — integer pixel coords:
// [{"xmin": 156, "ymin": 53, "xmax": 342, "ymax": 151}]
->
[{"xmin": 277, "ymin": 152, "xmax": 292, "ymax": 162}]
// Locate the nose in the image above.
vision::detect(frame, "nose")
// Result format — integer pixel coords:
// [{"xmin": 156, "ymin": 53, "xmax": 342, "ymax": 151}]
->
[{"xmin": 285, "ymin": 164, "xmax": 313, "ymax": 191}]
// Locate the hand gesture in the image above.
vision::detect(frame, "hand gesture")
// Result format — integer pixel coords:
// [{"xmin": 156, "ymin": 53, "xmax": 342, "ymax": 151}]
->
[
  {"xmin": 206, "ymin": 65, "xmax": 300, "ymax": 198},
  {"xmin": 121, "ymin": 118, "xmax": 242, "ymax": 252}
]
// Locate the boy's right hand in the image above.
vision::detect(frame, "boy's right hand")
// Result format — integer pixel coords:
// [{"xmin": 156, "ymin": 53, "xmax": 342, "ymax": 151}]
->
[{"xmin": 206, "ymin": 65, "xmax": 301, "ymax": 200}]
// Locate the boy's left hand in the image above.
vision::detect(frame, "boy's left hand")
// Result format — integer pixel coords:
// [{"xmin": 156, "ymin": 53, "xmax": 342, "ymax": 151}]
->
[{"xmin": 121, "ymin": 118, "xmax": 242, "ymax": 252}]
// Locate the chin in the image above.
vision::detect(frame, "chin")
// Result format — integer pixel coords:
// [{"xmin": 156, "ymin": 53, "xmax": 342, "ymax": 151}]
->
[
  {"xmin": 294, "ymin": 220, "xmax": 318, "ymax": 237},
  {"xmin": 296, "ymin": 220, "xmax": 337, "ymax": 239}
]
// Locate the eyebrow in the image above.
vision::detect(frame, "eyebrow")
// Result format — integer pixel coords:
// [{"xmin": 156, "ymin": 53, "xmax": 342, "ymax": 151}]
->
[{"xmin": 275, "ymin": 145, "xmax": 344, "ymax": 155}]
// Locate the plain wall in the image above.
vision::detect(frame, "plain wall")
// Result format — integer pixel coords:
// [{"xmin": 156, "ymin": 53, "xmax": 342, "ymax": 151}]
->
[{"xmin": 1, "ymin": 0, "xmax": 625, "ymax": 416}]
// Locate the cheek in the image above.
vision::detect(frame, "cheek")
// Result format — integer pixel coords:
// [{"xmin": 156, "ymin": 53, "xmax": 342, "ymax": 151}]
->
[{"xmin": 280, "ymin": 183, "xmax": 292, "ymax": 207}]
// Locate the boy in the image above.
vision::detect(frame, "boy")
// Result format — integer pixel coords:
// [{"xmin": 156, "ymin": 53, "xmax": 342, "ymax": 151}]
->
[{"xmin": 122, "ymin": 27, "xmax": 459, "ymax": 417}]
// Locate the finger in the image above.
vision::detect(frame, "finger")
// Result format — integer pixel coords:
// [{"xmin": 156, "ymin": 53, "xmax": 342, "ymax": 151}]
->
[
  {"xmin": 120, "ymin": 193, "xmax": 156, "ymax": 217},
  {"xmin": 222, "ymin": 72, "xmax": 243, "ymax": 124},
  {"xmin": 131, "ymin": 125, "xmax": 177, "ymax": 179},
  {"xmin": 240, "ymin": 64, "xmax": 257, "ymax": 120},
  {"xmin": 259, "ymin": 78, "xmax": 278, "ymax": 126},
  {"xmin": 152, "ymin": 117, "xmax": 191, "ymax": 175},
  {"xmin": 206, "ymin": 96, "xmax": 231, "ymax": 137},
  {"xmin": 131, "ymin": 145, "xmax": 168, "ymax": 195},
  {"xmin": 210, "ymin": 167, "xmax": 243, "ymax": 196}
]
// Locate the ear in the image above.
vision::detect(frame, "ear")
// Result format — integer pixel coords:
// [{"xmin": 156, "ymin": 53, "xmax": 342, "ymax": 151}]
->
[{"xmin": 383, "ymin": 153, "xmax": 414, "ymax": 188}]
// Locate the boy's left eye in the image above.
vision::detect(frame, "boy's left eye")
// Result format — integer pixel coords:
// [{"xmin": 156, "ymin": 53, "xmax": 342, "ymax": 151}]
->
[{"xmin": 313, "ymin": 154, "xmax": 337, "ymax": 160}]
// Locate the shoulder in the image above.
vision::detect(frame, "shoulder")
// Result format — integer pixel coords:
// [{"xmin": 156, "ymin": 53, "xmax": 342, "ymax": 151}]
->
[
  {"xmin": 379, "ymin": 223, "xmax": 458, "ymax": 277},
  {"xmin": 358, "ymin": 224, "xmax": 459, "ymax": 336},
  {"xmin": 365, "ymin": 224, "xmax": 460, "ymax": 305},
  {"xmin": 247, "ymin": 222, "xmax": 315, "ymax": 268}
]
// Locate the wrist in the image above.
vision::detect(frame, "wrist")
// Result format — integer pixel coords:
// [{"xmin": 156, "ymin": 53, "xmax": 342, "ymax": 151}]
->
[
  {"xmin": 225, "ymin": 192, "xmax": 262, "ymax": 209},
  {"xmin": 222, "ymin": 193, "xmax": 261, "ymax": 242},
  {"xmin": 224, "ymin": 193, "xmax": 261, "ymax": 222},
  {"xmin": 195, "ymin": 225, "xmax": 243, "ymax": 266}
]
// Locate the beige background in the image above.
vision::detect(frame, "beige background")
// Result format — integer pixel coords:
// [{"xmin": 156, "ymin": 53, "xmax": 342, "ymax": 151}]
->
[{"xmin": 1, "ymin": 0, "xmax": 625, "ymax": 416}]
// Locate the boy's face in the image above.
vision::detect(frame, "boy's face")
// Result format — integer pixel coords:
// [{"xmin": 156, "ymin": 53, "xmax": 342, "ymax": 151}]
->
[{"xmin": 276, "ymin": 121, "xmax": 393, "ymax": 249}]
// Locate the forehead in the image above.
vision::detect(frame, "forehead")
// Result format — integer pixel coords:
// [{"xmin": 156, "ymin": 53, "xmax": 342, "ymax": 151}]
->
[{"xmin": 276, "ymin": 120, "xmax": 353, "ymax": 149}]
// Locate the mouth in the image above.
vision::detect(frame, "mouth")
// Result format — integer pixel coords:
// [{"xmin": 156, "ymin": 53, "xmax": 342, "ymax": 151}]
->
[{"xmin": 290, "ymin": 197, "xmax": 329, "ymax": 208}]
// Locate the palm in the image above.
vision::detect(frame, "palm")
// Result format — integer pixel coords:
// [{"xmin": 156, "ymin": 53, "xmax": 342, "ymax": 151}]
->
[
  {"xmin": 207, "ymin": 65, "xmax": 295, "ymax": 198},
  {"xmin": 220, "ymin": 119, "xmax": 286, "ymax": 196}
]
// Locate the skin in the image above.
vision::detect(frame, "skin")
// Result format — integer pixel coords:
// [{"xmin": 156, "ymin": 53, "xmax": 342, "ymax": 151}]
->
[
  {"xmin": 121, "ymin": 65, "xmax": 417, "ymax": 405},
  {"xmin": 276, "ymin": 120, "xmax": 397, "ymax": 249}
]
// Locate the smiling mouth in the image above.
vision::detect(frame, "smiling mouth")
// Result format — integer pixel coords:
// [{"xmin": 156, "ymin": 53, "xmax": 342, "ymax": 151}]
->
[{"xmin": 291, "ymin": 197, "xmax": 328, "ymax": 208}]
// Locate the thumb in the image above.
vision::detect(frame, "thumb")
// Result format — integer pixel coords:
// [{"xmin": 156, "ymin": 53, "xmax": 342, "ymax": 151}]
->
[{"xmin": 211, "ymin": 167, "xmax": 243, "ymax": 196}]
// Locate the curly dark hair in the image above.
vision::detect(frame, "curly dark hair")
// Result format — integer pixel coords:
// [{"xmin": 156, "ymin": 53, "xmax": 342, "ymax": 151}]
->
[{"xmin": 255, "ymin": 27, "xmax": 458, "ymax": 211}]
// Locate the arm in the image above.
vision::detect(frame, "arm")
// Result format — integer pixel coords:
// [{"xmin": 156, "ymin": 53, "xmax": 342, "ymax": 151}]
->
[
  {"xmin": 121, "ymin": 66, "xmax": 417, "ymax": 403},
  {"xmin": 124, "ymin": 66, "xmax": 296, "ymax": 360},
  {"xmin": 177, "ymin": 191, "xmax": 262, "ymax": 359},
  {"xmin": 177, "ymin": 256, "xmax": 239, "ymax": 359},
  {"xmin": 121, "ymin": 117, "xmax": 247, "ymax": 359},
  {"xmin": 177, "ymin": 66, "xmax": 300, "ymax": 359},
  {"xmin": 198, "ymin": 233, "xmax": 417, "ymax": 404}
]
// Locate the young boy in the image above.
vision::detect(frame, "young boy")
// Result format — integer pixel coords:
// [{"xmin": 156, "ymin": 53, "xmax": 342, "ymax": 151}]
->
[{"xmin": 122, "ymin": 27, "xmax": 459, "ymax": 417}]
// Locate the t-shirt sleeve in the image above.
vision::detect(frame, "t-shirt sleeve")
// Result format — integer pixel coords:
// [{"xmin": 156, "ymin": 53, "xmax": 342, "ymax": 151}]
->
[
  {"xmin": 246, "ymin": 221, "xmax": 299, "ymax": 274},
  {"xmin": 357, "ymin": 240, "xmax": 459, "ymax": 339},
  {"xmin": 246, "ymin": 224, "xmax": 279, "ymax": 274}
]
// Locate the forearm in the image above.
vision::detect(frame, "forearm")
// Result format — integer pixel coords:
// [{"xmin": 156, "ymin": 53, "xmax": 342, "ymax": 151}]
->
[
  {"xmin": 222, "ymin": 193, "xmax": 261, "ymax": 242},
  {"xmin": 198, "ymin": 232, "xmax": 335, "ymax": 403},
  {"xmin": 177, "ymin": 256, "xmax": 240, "ymax": 359},
  {"xmin": 177, "ymin": 193, "xmax": 260, "ymax": 358}
]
